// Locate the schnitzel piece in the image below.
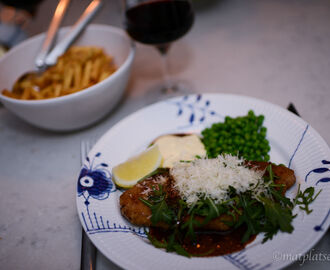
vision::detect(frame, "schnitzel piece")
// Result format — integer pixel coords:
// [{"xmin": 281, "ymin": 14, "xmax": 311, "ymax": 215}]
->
[
  {"xmin": 120, "ymin": 161, "xmax": 296, "ymax": 230},
  {"xmin": 120, "ymin": 170, "xmax": 236, "ymax": 230},
  {"xmin": 247, "ymin": 161, "xmax": 296, "ymax": 193},
  {"xmin": 120, "ymin": 172, "xmax": 169, "ymax": 228}
]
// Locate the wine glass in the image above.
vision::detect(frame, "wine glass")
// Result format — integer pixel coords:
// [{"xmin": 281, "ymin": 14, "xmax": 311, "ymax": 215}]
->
[{"xmin": 122, "ymin": 0, "xmax": 194, "ymax": 99}]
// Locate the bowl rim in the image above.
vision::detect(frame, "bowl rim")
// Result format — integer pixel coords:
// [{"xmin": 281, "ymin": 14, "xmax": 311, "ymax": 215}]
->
[{"xmin": 0, "ymin": 24, "xmax": 135, "ymax": 105}]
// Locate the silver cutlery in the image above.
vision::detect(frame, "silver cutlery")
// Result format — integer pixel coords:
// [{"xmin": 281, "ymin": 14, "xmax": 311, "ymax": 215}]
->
[
  {"xmin": 80, "ymin": 138, "xmax": 98, "ymax": 270},
  {"xmin": 45, "ymin": 0, "xmax": 103, "ymax": 67},
  {"xmin": 35, "ymin": 0, "xmax": 71, "ymax": 70},
  {"xmin": 14, "ymin": 0, "xmax": 102, "ymax": 87},
  {"xmin": 287, "ymin": 102, "xmax": 301, "ymax": 117}
]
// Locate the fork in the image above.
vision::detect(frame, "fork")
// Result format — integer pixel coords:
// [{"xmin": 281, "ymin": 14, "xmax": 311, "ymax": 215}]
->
[{"xmin": 80, "ymin": 139, "xmax": 97, "ymax": 270}]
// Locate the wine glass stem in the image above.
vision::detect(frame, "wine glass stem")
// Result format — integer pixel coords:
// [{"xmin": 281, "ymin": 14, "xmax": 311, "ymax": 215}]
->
[{"xmin": 157, "ymin": 44, "xmax": 175, "ymax": 94}]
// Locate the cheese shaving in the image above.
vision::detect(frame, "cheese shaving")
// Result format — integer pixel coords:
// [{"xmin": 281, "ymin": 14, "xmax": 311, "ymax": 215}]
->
[
  {"xmin": 138, "ymin": 174, "xmax": 168, "ymax": 197},
  {"xmin": 170, "ymin": 154, "xmax": 267, "ymax": 206}
]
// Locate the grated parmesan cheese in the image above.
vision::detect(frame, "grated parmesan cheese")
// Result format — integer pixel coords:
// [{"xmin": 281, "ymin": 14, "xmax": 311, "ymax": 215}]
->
[
  {"xmin": 170, "ymin": 154, "xmax": 267, "ymax": 206},
  {"xmin": 139, "ymin": 174, "xmax": 168, "ymax": 197}
]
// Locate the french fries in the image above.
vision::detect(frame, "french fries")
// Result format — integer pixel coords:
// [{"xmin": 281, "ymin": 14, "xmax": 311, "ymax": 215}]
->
[{"xmin": 2, "ymin": 46, "xmax": 117, "ymax": 100}]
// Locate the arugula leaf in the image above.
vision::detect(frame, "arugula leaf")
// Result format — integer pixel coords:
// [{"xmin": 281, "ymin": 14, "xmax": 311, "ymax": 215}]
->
[
  {"xmin": 171, "ymin": 243, "xmax": 191, "ymax": 257},
  {"xmin": 267, "ymin": 164, "xmax": 274, "ymax": 182},
  {"xmin": 179, "ymin": 160, "xmax": 192, "ymax": 163},
  {"xmin": 140, "ymin": 184, "xmax": 175, "ymax": 225},
  {"xmin": 150, "ymin": 200, "xmax": 174, "ymax": 225},
  {"xmin": 269, "ymin": 185, "xmax": 293, "ymax": 208},
  {"xmin": 181, "ymin": 214, "xmax": 199, "ymax": 240},
  {"xmin": 139, "ymin": 197, "xmax": 153, "ymax": 207},
  {"xmin": 198, "ymin": 197, "xmax": 220, "ymax": 226},
  {"xmin": 237, "ymin": 193, "xmax": 260, "ymax": 243},
  {"xmin": 263, "ymin": 164, "xmax": 279, "ymax": 183},
  {"xmin": 294, "ymin": 186, "xmax": 322, "ymax": 214},
  {"xmin": 260, "ymin": 197, "xmax": 294, "ymax": 233},
  {"xmin": 147, "ymin": 233, "xmax": 168, "ymax": 249}
]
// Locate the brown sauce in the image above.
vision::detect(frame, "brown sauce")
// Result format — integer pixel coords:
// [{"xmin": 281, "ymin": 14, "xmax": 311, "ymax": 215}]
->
[{"xmin": 149, "ymin": 226, "xmax": 256, "ymax": 257}]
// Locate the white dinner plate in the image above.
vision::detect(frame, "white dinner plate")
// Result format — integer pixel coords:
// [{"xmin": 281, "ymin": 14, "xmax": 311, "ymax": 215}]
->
[{"xmin": 76, "ymin": 94, "xmax": 330, "ymax": 270}]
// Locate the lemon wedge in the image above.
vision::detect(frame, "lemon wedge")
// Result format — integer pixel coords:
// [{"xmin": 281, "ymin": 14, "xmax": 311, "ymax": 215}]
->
[{"xmin": 112, "ymin": 145, "xmax": 163, "ymax": 188}]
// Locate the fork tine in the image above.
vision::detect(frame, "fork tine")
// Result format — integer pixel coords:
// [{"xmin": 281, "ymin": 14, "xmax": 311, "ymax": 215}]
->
[
  {"xmin": 80, "ymin": 138, "xmax": 97, "ymax": 270},
  {"xmin": 80, "ymin": 140, "xmax": 85, "ymax": 165},
  {"xmin": 85, "ymin": 140, "xmax": 89, "ymax": 161},
  {"xmin": 81, "ymin": 138, "xmax": 99, "ymax": 165}
]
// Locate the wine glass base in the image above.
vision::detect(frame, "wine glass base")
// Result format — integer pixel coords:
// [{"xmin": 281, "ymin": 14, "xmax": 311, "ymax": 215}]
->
[{"xmin": 145, "ymin": 79, "xmax": 195, "ymax": 105}]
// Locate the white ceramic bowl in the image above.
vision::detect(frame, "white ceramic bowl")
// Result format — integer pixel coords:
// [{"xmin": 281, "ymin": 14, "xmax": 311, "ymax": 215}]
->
[{"xmin": 0, "ymin": 24, "xmax": 135, "ymax": 131}]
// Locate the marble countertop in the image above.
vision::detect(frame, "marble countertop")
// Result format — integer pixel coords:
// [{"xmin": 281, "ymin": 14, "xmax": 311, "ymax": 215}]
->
[{"xmin": 0, "ymin": 0, "xmax": 329, "ymax": 269}]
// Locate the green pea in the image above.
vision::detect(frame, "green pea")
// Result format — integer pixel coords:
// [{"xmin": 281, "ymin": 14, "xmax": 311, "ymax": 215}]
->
[{"xmin": 201, "ymin": 110, "xmax": 270, "ymax": 160}]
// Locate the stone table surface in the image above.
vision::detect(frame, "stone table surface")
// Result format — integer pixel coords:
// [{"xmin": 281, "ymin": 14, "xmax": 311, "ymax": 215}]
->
[{"xmin": 0, "ymin": 0, "xmax": 329, "ymax": 269}]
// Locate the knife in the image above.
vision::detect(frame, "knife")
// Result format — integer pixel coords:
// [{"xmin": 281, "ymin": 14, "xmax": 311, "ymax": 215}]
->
[{"xmin": 287, "ymin": 102, "xmax": 300, "ymax": 117}]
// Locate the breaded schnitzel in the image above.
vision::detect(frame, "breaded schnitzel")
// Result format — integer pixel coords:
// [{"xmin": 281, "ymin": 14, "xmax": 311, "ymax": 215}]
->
[{"xmin": 120, "ymin": 161, "xmax": 296, "ymax": 230}]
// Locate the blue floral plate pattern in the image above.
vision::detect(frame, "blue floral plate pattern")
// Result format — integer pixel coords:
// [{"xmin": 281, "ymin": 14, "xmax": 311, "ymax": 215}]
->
[{"xmin": 76, "ymin": 94, "xmax": 330, "ymax": 270}]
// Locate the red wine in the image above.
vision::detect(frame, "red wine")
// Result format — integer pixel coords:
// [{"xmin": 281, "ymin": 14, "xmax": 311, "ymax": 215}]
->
[{"xmin": 125, "ymin": 0, "xmax": 194, "ymax": 45}]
